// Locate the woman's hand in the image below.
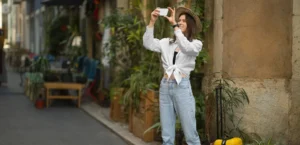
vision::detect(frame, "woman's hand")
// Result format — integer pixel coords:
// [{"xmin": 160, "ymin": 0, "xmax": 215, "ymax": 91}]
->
[
  {"xmin": 148, "ymin": 8, "xmax": 160, "ymax": 27},
  {"xmin": 164, "ymin": 7, "xmax": 177, "ymax": 25}
]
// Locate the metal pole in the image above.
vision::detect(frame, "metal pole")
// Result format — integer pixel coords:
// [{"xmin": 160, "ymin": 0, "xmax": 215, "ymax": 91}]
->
[
  {"xmin": 220, "ymin": 85, "xmax": 223, "ymax": 138},
  {"xmin": 216, "ymin": 86, "xmax": 219, "ymax": 139}
]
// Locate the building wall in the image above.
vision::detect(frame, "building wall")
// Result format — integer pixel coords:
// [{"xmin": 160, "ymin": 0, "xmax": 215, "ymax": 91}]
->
[
  {"xmin": 7, "ymin": 0, "xmax": 13, "ymax": 45},
  {"xmin": 116, "ymin": 0, "xmax": 128, "ymax": 10},
  {"xmin": 34, "ymin": 9, "xmax": 40, "ymax": 54},
  {"xmin": 33, "ymin": 0, "xmax": 43, "ymax": 54},
  {"xmin": 15, "ymin": 3, "xmax": 20, "ymax": 47},
  {"xmin": 222, "ymin": 0, "xmax": 292, "ymax": 144},
  {"xmin": 232, "ymin": 79, "xmax": 289, "ymax": 144},
  {"xmin": 290, "ymin": 0, "xmax": 300, "ymax": 144},
  {"xmin": 13, "ymin": 1, "xmax": 27, "ymax": 49},
  {"xmin": 25, "ymin": 14, "xmax": 30, "ymax": 50},
  {"xmin": 25, "ymin": 0, "xmax": 30, "ymax": 50},
  {"xmin": 223, "ymin": 0, "xmax": 292, "ymax": 78},
  {"xmin": 209, "ymin": 0, "xmax": 293, "ymax": 144},
  {"xmin": 20, "ymin": 2, "xmax": 26, "ymax": 49}
]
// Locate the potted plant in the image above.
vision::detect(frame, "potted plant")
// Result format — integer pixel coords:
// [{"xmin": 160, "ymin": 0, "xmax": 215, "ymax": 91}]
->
[
  {"xmin": 25, "ymin": 72, "xmax": 44, "ymax": 101},
  {"xmin": 109, "ymin": 88, "xmax": 126, "ymax": 122}
]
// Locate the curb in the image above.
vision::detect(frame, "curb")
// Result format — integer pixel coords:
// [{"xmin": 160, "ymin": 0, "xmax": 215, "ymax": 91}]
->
[{"xmin": 81, "ymin": 102, "xmax": 160, "ymax": 145}]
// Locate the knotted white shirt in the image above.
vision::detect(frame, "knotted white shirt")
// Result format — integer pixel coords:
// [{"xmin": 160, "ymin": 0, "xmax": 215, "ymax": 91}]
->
[{"xmin": 143, "ymin": 26, "xmax": 203, "ymax": 84}]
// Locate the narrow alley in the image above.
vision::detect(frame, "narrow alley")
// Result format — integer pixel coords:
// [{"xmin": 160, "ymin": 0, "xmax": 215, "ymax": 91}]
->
[{"xmin": 0, "ymin": 67, "xmax": 128, "ymax": 145}]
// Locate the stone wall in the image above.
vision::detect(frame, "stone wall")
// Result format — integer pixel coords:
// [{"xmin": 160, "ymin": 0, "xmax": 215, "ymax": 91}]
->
[
  {"xmin": 208, "ymin": 0, "xmax": 293, "ymax": 144},
  {"xmin": 223, "ymin": 0, "xmax": 292, "ymax": 78},
  {"xmin": 233, "ymin": 79, "xmax": 289, "ymax": 144}
]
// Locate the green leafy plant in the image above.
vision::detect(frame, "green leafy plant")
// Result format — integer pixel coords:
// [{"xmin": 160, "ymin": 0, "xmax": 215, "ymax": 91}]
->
[
  {"xmin": 31, "ymin": 56, "xmax": 50, "ymax": 73},
  {"xmin": 26, "ymin": 72, "xmax": 44, "ymax": 101},
  {"xmin": 252, "ymin": 138, "xmax": 274, "ymax": 145},
  {"xmin": 211, "ymin": 73, "xmax": 250, "ymax": 142},
  {"xmin": 102, "ymin": 9, "xmax": 145, "ymax": 88},
  {"xmin": 244, "ymin": 135, "xmax": 275, "ymax": 145},
  {"xmin": 122, "ymin": 60, "xmax": 161, "ymax": 110},
  {"xmin": 195, "ymin": 93, "xmax": 206, "ymax": 140},
  {"xmin": 45, "ymin": 13, "xmax": 70, "ymax": 56},
  {"xmin": 26, "ymin": 56, "xmax": 50, "ymax": 100},
  {"xmin": 101, "ymin": 0, "xmax": 166, "ymax": 111},
  {"xmin": 254, "ymin": 138, "xmax": 274, "ymax": 145}
]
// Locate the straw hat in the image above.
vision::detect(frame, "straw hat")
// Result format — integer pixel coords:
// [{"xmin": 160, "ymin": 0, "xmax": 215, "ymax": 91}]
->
[{"xmin": 175, "ymin": 7, "xmax": 202, "ymax": 33}]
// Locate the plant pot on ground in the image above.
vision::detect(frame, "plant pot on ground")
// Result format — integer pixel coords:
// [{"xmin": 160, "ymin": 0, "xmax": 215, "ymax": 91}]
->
[
  {"xmin": 110, "ymin": 88, "xmax": 126, "ymax": 122},
  {"xmin": 129, "ymin": 90, "xmax": 159, "ymax": 142}
]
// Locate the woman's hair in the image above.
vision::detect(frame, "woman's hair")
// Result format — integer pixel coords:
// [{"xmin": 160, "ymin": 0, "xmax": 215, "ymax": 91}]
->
[{"xmin": 170, "ymin": 13, "xmax": 197, "ymax": 43}]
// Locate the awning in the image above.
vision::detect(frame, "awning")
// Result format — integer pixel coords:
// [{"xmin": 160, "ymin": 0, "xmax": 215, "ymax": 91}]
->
[{"xmin": 41, "ymin": 0, "xmax": 84, "ymax": 6}]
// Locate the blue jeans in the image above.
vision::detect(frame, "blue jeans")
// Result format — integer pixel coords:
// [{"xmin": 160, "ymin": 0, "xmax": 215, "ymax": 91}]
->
[{"xmin": 159, "ymin": 77, "xmax": 201, "ymax": 145}]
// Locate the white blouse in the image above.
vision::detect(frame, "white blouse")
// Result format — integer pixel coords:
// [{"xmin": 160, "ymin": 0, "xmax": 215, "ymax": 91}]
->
[{"xmin": 143, "ymin": 26, "xmax": 203, "ymax": 84}]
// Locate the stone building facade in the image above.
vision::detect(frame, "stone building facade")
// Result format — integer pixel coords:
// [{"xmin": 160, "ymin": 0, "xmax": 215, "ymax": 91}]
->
[{"xmin": 204, "ymin": 0, "xmax": 300, "ymax": 144}]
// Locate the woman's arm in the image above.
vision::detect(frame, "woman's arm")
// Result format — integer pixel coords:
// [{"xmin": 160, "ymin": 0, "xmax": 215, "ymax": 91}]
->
[
  {"xmin": 175, "ymin": 29, "xmax": 202, "ymax": 56},
  {"xmin": 143, "ymin": 26, "xmax": 162, "ymax": 53},
  {"xmin": 143, "ymin": 8, "xmax": 162, "ymax": 53}
]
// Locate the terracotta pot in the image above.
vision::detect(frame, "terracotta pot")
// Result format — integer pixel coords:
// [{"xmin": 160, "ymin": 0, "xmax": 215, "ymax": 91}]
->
[{"xmin": 35, "ymin": 96, "xmax": 45, "ymax": 109}]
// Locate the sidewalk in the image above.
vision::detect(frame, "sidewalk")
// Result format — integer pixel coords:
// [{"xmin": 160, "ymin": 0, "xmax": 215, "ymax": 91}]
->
[{"xmin": 81, "ymin": 101, "xmax": 161, "ymax": 145}]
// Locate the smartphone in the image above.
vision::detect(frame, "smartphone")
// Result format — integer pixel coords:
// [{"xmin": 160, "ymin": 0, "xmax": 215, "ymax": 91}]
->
[{"xmin": 159, "ymin": 8, "xmax": 168, "ymax": 16}]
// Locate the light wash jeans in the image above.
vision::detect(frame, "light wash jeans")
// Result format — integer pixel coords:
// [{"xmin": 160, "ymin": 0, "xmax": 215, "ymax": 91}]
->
[{"xmin": 159, "ymin": 77, "xmax": 201, "ymax": 145}]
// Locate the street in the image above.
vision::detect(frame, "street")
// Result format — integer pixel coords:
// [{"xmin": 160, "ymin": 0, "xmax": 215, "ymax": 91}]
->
[{"xmin": 0, "ymin": 68, "xmax": 128, "ymax": 145}]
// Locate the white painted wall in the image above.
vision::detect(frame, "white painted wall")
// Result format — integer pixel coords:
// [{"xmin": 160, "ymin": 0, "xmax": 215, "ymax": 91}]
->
[
  {"xmin": 11, "ymin": 2, "xmax": 16, "ymax": 45},
  {"xmin": 7, "ymin": 0, "xmax": 12, "ymax": 44},
  {"xmin": 20, "ymin": 2, "xmax": 26, "ymax": 49}
]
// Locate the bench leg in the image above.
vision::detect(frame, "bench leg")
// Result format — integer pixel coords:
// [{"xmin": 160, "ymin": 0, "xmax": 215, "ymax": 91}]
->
[
  {"xmin": 78, "ymin": 89, "xmax": 82, "ymax": 108},
  {"xmin": 46, "ymin": 99, "xmax": 49, "ymax": 108},
  {"xmin": 46, "ymin": 89, "xmax": 50, "ymax": 108},
  {"xmin": 77, "ymin": 99, "xmax": 80, "ymax": 108}
]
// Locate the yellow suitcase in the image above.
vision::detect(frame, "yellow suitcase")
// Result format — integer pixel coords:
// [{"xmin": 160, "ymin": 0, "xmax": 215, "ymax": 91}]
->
[{"xmin": 214, "ymin": 137, "xmax": 243, "ymax": 145}]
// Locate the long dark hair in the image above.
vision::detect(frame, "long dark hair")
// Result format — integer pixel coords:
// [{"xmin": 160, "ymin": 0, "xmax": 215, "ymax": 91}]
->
[{"xmin": 170, "ymin": 13, "xmax": 197, "ymax": 43}]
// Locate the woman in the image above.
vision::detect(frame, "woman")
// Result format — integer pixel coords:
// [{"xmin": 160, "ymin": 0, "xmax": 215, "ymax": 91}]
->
[{"xmin": 143, "ymin": 7, "xmax": 203, "ymax": 145}]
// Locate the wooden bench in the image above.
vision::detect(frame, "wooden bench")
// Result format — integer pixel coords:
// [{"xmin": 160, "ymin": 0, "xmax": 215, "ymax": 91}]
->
[{"xmin": 44, "ymin": 82, "xmax": 85, "ymax": 108}]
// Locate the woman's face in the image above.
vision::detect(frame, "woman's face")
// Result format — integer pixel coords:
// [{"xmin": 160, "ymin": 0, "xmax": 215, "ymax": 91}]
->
[{"xmin": 178, "ymin": 15, "xmax": 187, "ymax": 33}]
